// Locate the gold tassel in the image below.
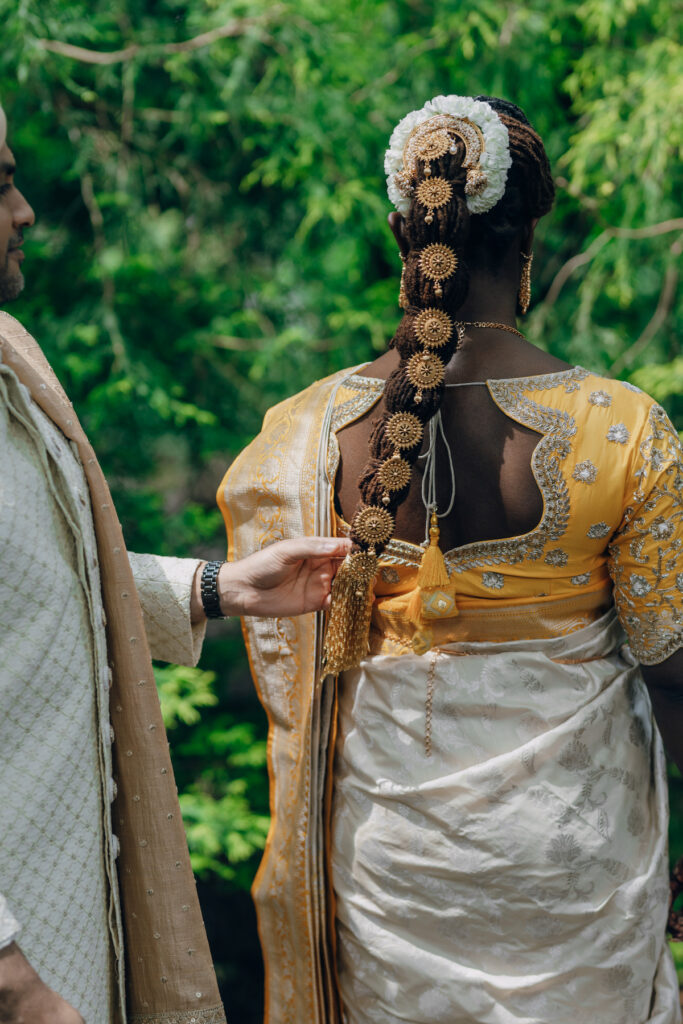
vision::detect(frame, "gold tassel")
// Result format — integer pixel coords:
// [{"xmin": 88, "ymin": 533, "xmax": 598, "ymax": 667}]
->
[
  {"xmin": 407, "ymin": 512, "xmax": 457, "ymax": 635},
  {"xmin": 323, "ymin": 551, "xmax": 378, "ymax": 674}
]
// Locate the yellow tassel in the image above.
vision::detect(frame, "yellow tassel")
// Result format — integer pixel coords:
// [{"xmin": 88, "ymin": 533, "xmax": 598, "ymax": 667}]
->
[
  {"xmin": 407, "ymin": 512, "xmax": 458, "ymax": 633},
  {"xmin": 323, "ymin": 551, "xmax": 378, "ymax": 674}
]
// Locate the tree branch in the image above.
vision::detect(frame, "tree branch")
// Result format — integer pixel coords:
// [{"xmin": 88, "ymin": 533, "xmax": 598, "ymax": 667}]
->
[
  {"xmin": 610, "ymin": 237, "xmax": 682, "ymax": 375},
  {"xmin": 36, "ymin": 11, "xmax": 282, "ymax": 65}
]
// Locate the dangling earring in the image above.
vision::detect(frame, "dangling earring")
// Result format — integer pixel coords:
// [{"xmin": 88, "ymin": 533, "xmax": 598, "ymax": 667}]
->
[
  {"xmin": 399, "ymin": 253, "xmax": 408, "ymax": 309},
  {"xmin": 518, "ymin": 250, "xmax": 533, "ymax": 315}
]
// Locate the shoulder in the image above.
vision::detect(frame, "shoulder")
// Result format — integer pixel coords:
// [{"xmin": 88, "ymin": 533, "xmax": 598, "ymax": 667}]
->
[
  {"xmin": 575, "ymin": 370, "xmax": 664, "ymax": 435},
  {"xmin": 261, "ymin": 364, "xmax": 368, "ymax": 429}
]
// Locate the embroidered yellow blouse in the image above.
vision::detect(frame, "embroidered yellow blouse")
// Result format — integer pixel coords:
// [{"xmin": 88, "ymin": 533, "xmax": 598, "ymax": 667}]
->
[{"xmin": 335, "ymin": 366, "xmax": 683, "ymax": 665}]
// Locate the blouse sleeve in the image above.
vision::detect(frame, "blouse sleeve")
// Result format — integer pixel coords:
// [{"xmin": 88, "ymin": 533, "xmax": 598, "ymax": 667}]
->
[{"xmin": 607, "ymin": 403, "xmax": 683, "ymax": 664}]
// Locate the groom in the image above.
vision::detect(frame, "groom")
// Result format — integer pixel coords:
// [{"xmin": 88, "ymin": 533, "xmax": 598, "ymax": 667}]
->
[{"xmin": 0, "ymin": 103, "xmax": 348, "ymax": 1024}]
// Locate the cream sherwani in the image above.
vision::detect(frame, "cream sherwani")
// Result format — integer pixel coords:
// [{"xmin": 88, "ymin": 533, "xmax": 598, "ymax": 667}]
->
[{"xmin": 0, "ymin": 314, "xmax": 222, "ymax": 1024}]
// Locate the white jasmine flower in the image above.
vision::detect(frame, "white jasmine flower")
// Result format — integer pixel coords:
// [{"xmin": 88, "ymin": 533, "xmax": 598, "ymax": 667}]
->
[{"xmin": 385, "ymin": 95, "xmax": 511, "ymax": 216}]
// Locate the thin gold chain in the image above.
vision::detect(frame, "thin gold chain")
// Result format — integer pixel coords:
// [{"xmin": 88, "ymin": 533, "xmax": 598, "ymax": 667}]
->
[
  {"xmin": 424, "ymin": 652, "xmax": 438, "ymax": 757},
  {"xmin": 456, "ymin": 320, "xmax": 526, "ymax": 340}
]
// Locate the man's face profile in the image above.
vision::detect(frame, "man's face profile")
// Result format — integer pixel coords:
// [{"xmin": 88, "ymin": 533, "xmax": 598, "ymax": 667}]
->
[{"xmin": 0, "ymin": 109, "xmax": 35, "ymax": 304}]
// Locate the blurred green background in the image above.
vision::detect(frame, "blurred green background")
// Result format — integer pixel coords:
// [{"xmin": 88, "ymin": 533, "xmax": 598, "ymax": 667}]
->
[{"xmin": 1, "ymin": 0, "xmax": 682, "ymax": 1018}]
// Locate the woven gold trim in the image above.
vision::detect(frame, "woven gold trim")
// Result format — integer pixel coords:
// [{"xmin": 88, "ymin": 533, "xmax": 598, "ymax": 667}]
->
[{"xmin": 130, "ymin": 1007, "xmax": 227, "ymax": 1024}]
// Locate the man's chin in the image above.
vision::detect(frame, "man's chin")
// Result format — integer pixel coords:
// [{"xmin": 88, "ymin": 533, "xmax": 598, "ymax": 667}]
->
[{"xmin": 0, "ymin": 271, "xmax": 25, "ymax": 304}]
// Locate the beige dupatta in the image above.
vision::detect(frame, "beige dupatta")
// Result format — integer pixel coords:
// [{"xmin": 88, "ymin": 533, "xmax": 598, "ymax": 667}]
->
[{"xmin": 0, "ymin": 312, "xmax": 226, "ymax": 1024}]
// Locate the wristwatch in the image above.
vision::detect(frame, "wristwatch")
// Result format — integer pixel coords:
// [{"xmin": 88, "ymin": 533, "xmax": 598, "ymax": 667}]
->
[{"xmin": 200, "ymin": 559, "xmax": 226, "ymax": 619}]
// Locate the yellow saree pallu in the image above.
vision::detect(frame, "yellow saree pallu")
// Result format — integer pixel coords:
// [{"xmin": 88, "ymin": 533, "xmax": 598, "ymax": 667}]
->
[{"xmin": 0, "ymin": 313, "xmax": 225, "ymax": 1024}]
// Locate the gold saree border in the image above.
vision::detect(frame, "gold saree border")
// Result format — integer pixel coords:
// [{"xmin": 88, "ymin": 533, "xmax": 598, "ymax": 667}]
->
[{"xmin": 130, "ymin": 1009, "xmax": 226, "ymax": 1024}]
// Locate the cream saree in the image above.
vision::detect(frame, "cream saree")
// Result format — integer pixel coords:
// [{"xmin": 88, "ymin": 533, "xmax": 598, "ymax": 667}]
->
[{"xmin": 218, "ymin": 367, "xmax": 680, "ymax": 1024}]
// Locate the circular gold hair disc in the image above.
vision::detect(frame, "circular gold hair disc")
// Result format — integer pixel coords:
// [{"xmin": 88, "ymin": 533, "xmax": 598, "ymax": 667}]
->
[
  {"xmin": 353, "ymin": 506, "xmax": 395, "ymax": 547},
  {"xmin": 414, "ymin": 127, "xmax": 452, "ymax": 163},
  {"xmin": 416, "ymin": 177, "xmax": 452, "ymax": 212},
  {"xmin": 407, "ymin": 351, "xmax": 445, "ymax": 391},
  {"xmin": 414, "ymin": 308, "xmax": 453, "ymax": 349},
  {"xmin": 419, "ymin": 243, "xmax": 458, "ymax": 282},
  {"xmin": 378, "ymin": 457, "xmax": 412, "ymax": 493},
  {"xmin": 386, "ymin": 412, "xmax": 423, "ymax": 450}
]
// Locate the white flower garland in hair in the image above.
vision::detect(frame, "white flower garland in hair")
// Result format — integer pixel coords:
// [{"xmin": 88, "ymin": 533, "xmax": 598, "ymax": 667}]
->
[{"xmin": 384, "ymin": 94, "xmax": 511, "ymax": 216}]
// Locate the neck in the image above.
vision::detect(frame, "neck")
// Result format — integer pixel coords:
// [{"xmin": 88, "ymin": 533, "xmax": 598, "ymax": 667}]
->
[{"xmin": 451, "ymin": 269, "xmax": 519, "ymax": 326}]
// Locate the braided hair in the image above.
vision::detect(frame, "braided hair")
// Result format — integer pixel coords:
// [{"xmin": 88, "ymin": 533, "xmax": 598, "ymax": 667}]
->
[{"xmin": 324, "ymin": 97, "xmax": 555, "ymax": 673}]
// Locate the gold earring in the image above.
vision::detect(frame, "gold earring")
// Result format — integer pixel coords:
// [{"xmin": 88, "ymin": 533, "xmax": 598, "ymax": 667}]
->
[
  {"xmin": 399, "ymin": 253, "xmax": 408, "ymax": 309},
  {"xmin": 519, "ymin": 251, "xmax": 533, "ymax": 315}
]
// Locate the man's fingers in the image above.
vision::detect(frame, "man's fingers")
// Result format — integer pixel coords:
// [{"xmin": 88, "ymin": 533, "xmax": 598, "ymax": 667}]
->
[{"xmin": 276, "ymin": 537, "xmax": 352, "ymax": 563}]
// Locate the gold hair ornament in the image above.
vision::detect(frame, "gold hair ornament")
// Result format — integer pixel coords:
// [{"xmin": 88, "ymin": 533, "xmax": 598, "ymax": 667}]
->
[
  {"xmin": 352, "ymin": 505, "xmax": 395, "ymax": 549},
  {"xmin": 415, "ymin": 177, "xmax": 453, "ymax": 224},
  {"xmin": 378, "ymin": 456, "xmax": 412, "ymax": 504},
  {"xmin": 323, "ymin": 550, "xmax": 379, "ymax": 675},
  {"xmin": 386, "ymin": 412, "xmax": 424, "ymax": 451},
  {"xmin": 414, "ymin": 308, "xmax": 453, "ymax": 349},
  {"xmin": 419, "ymin": 244, "xmax": 458, "ymax": 298},
  {"xmin": 395, "ymin": 115, "xmax": 487, "ymax": 201},
  {"xmin": 406, "ymin": 351, "xmax": 445, "ymax": 403}
]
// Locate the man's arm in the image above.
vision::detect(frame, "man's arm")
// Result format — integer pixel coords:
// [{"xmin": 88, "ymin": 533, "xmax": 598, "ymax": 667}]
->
[
  {"xmin": 641, "ymin": 648, "xmax": 683, "ymax": 774},
  {"xmin": 130, "ymin": 537, "xmax": 351, "ymax": 667},
  {"xmin": 190, "ymin": 537, "xmax": 352, "ymax": 621}
]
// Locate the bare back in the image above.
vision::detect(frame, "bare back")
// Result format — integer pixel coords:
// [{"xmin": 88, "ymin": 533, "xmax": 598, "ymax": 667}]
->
[{"xmin": 335, "ymin": 337, "xmax": 573, "ymax": 552}]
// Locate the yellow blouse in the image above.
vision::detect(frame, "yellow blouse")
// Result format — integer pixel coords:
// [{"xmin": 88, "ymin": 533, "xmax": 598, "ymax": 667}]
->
[{"xmin": 335, "ymin": 366, "xmax": 683, "ymax": 664}]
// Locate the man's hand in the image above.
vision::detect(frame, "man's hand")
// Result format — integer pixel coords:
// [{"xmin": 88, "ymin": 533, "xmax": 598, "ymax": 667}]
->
[
  {"xmin": 214, "ymin": 537, "xmax": 352, "ymax": 618},
  {"xmin": 0, "ymin": 944, "xmax": 83, "ymax": 1024}
]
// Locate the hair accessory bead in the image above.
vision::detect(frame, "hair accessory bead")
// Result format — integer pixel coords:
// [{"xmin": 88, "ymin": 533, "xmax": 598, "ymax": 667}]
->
[
  {"xmin": 414, "ymin": 308, "xmax": 453, "ymax": 348},
  {"xmin": 386, "ymin": 412, "xmax": 424, "ymax": 450},
  {"xmin": 353, "ymin": 506, "xmax": 395, "ymax": 548}
]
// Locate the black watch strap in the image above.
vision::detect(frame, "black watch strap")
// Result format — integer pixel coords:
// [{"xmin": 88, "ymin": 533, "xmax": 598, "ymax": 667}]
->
[{"xmin": 200, "ymin": 559, "xmax": 226, "ymax": 619}]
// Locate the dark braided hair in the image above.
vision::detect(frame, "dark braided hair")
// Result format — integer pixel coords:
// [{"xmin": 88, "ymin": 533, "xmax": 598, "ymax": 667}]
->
[
  {"xmin": 349, "ymin": 97, "xmax": 555, "ymax": 557},
  {"xmin": 324, "ymin": 97, "xmax": 555, "ymax": 673}
]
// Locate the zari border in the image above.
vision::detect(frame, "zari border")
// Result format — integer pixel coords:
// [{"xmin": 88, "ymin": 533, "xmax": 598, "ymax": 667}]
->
[
  {"xmin": 129, "ymin": 1009, "xmax": 226, "ymax": 1024},
  {"xmin": 334, "ymin": 365, "xmax": 591, "ymax": 571}
]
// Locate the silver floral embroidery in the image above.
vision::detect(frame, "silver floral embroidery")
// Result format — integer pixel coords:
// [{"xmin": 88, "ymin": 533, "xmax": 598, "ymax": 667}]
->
[
  {"xmin": 587, "ymin": 522, "xmax": 611, "ymax": 539},
  {"xmin": 607, "ymin": 423, "xmax": 630, "ymax": 445},
  {"xmin": 482, "ymin": 571, "xmax": 504, "ymax": 589},
  {"xmin": 380, "ymin": 567, "xmax": 401, "ymax": 584},
  {"xmin": 572, "ymin": 460, "xmax": 598, "ymax": 484},
  {"xmin": 327, "ymin": 372, "xmax": 384, "ymax": 481},
  {"xmin": 608, "ymin": 403, "xmax": 683, "ymax": 663},
  {"xmin": 621, "ymin": 381, "xmax": 642, "ymax": 393},
  {"xmin": 589, "ymin": 390, "xmax": 612, "ymax": 408},
  {"xmin": 629, "ymin": 574, "xmax": 652, "ymax": 597},
  {"xmin": 570, "ymin": 572, "xmax": 591, "ymax": 586},
  {"xmin": 544, "ymin": 548, "xmax": 568, "ymax": 567}
]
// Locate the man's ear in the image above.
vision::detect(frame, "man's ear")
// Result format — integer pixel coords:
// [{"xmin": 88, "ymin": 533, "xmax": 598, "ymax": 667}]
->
[{"xmin": 388, "ymin": 212, "xmax": 409, "ymax": 258}]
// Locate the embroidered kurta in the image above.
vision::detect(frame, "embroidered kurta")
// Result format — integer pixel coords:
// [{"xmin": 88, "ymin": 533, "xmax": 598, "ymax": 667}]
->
[
  {"xmin": 218, "ymin": 364, "xmax": 683, "ymax": 1024},
  {"xmin": 0, "ymin": 328, "xmax": 218, "ymax": 1022}
]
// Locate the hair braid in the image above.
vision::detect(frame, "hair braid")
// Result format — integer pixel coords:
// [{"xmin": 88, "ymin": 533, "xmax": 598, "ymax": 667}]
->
[{"xmin": 324, "ymin": 96, "xmax": 555, "ymax": 673}]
